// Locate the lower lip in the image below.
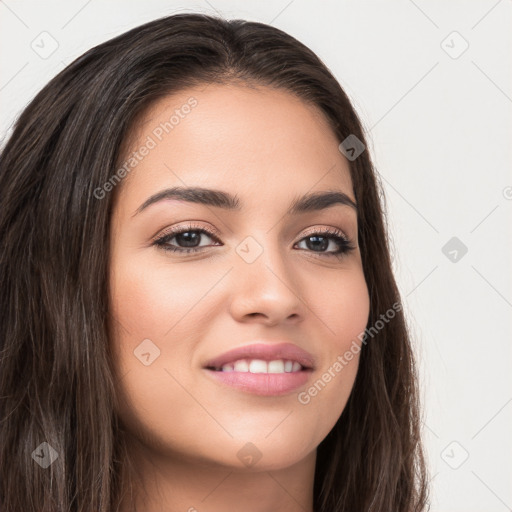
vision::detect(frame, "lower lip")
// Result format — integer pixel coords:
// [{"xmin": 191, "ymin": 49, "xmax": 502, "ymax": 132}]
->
[{"xmin": 204, "ymin": 368, "xmax": 312, "ymax": 396}]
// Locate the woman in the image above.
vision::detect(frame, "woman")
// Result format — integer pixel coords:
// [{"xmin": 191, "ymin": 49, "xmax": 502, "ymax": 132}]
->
[{"xmin": 0, "ymin": 13, "xmax": 428, "ymax": 512}]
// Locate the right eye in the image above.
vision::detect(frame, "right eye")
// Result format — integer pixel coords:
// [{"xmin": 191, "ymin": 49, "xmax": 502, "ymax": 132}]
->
[{"xmin": 153, "ymin": 224, "xmax": 222, "ymax": 254}]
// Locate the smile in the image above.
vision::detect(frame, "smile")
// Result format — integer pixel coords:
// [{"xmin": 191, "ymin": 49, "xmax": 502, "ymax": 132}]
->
[{"xmin": 210, "ymin": 358, "xmax": 304, "ymax": 373}]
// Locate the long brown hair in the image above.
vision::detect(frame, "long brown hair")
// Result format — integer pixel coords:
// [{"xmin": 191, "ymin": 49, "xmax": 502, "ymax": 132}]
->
[{"xmin": 0, "ymin": 13, "xmax": 428, "ymax": 511}]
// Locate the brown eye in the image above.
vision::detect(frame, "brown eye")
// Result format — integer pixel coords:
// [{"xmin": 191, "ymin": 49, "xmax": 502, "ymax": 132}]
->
[
  {"xmin": 154, "ymin": 227, "xmax": 221, "ymax": 254},
  {"xmin": 294, "ymin": 229, "xmax": 355, "ymax": 258}
]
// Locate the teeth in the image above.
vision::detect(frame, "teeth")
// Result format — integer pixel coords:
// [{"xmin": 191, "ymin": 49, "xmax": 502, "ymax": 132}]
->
[
  {"xmin": 292, "ymin": 361, "xmax": 301, "ymax": 372},
  {"xmin": 233, "ymin": 360, "xmax": 249, "ymax": 372},
  {"xmin": 220, "ymin": 359, "xmax": 303, "ymax": 373},
  {"xmin": 267, "ymin": 360, "xmax": 285, "ymax": 373},
  {"xmin": 249, "ymin": 359, "xmax": 267, "ymax": 373}
]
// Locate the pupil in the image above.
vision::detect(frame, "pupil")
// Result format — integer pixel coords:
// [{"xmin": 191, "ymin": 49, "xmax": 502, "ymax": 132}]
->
[
  {"xmin": 307, "ymin": 235, "xmax": 327, "ymax": 251},
  {"xmin": 177, "ymin": 232, "xmax": 200, "ymax": 247}
]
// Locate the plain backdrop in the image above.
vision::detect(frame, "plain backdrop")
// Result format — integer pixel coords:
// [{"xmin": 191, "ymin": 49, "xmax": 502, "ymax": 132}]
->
[{"xmin": 1, "ymin": 1, "xmax": 511, "ymax": 511}]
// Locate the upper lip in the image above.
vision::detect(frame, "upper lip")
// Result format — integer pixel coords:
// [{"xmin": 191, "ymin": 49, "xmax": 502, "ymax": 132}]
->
[{"xmin": 203, "ymin": 342, "xmax": 316, "ymax": 370}]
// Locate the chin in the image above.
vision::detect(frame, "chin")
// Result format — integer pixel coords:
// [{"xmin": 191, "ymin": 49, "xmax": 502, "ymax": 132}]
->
[{"xmin": 203, "ymin": 436, "xmax": 315, "ymax": 472}]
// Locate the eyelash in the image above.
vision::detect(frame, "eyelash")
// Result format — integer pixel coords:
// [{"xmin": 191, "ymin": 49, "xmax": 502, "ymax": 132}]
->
[{"xmin": 152, "ymin": 222, "xmax": 356, "ymax": 259}]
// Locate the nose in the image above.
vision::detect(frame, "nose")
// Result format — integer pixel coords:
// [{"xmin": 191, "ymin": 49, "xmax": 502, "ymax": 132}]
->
[{"xmin": 228, "ymin": 239, "xmax": 305, "ymax": 327}]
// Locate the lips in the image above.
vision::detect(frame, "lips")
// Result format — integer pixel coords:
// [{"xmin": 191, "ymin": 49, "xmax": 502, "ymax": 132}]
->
[{"xmin": 203, "ymin": 342, "xmax": 316, "ymax": 371}]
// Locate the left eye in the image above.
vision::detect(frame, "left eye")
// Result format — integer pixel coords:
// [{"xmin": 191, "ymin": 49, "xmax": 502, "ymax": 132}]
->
[
  {"xmin": 153, "ymin": 226, "xmax": 355, "ymax": 258},
  {"xmin": 295, "ymin": 233, "xmax": 349, "ymax": 254}
]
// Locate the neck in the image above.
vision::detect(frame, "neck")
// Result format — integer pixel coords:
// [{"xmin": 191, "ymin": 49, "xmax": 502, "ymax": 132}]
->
[{"xmin": 116, "ymin": 434, "xmax": 316, "ymax": 512}]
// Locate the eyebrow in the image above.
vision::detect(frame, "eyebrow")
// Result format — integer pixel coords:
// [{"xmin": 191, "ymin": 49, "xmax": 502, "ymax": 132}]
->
[{"xmin": 132, "ymin": 186, "xmax": 357, "ymax": 217}]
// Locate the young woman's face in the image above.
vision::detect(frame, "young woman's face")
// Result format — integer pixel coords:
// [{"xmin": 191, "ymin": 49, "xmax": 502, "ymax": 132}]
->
[{"xmin": 109, "ymin": 83, "xmax": 370, "ymax": 471}]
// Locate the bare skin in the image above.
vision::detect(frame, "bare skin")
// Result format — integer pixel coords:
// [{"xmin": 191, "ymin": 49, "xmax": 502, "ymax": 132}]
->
[{"xmin": 109, "ymin": 82, "xmax": 370, "ymax": 512}]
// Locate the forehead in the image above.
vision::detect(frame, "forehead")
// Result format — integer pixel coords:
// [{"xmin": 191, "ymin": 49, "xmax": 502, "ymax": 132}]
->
[{"xmin": 116, "ymin": 83, "xmax": 354, "ymax": 210}]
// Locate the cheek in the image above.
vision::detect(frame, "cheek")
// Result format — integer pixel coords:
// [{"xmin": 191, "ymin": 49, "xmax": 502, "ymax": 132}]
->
[
  {"xmin": 108, "ymin": 255, "xmax": 213, "ymax": 451},
  {"xmin": 310, "ymin": 266, "xmax": 370, "ymax": 347},
  {"xmin": 109, "ymin": 251, "xmax": 215, "ymax": 339},
  {"xmin": 301, "ymin": 267, "xmax": 369, "ymax": 413}
]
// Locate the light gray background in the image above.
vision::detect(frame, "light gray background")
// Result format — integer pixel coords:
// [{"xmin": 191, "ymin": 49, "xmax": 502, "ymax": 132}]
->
[{"xmin": 1, "ymin": 1, "xmax": 511, "ymax": 511}]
